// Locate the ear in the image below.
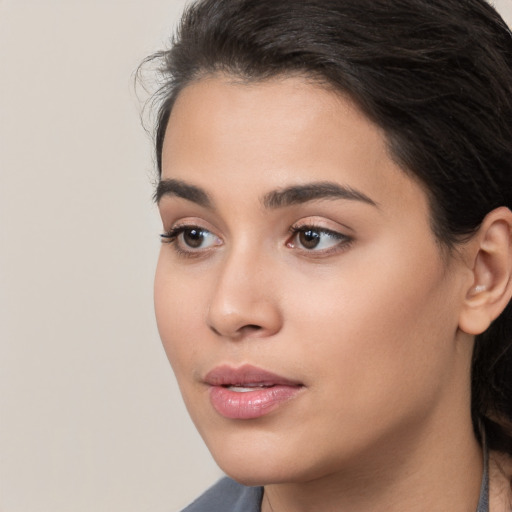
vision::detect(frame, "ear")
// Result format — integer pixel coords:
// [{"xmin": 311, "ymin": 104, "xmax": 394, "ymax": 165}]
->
[{"xmin": 459, "ymin": 207, "xmax": 512, "ymax": 335}]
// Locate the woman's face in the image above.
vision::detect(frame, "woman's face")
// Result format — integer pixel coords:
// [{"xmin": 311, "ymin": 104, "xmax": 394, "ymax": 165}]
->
[{"xmin": 155, "ymin": 76, "xmax": 472, "ymax": 484}]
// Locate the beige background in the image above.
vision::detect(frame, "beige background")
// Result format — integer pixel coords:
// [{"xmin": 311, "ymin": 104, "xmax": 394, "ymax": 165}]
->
[{"xmin": 1, "ymin": 1, "xmax": 511, "ymax": 511}]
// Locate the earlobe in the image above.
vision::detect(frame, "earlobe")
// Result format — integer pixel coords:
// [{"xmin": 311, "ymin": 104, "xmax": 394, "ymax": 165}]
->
[{"xmin": 459, "ymin": 207, "xmax": 512, "ymax": 336}]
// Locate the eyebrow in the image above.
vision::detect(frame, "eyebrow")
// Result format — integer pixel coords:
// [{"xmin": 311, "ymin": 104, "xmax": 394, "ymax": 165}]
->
[
  {"xmin": 155, "ymin": 178, "xmax": 377, "ymax": 210},
  {"xmin": 262, "ymin": 182, "xmax": 377, "ymax": 209},
  {"xmin": 154, "ymin": 179, "xmax": 212, "ymax": 207}
]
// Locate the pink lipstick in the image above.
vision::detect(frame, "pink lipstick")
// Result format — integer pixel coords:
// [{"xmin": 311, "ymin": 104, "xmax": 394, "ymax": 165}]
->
[{"xmin": 205, "ymin": 365, "xmax": 304, "ymax": 420}]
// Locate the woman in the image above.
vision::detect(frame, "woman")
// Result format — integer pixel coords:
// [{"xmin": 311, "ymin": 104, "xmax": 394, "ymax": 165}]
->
[{"xmin": 147, "ymin": 0, "xmax": 512, "ymax": 510}]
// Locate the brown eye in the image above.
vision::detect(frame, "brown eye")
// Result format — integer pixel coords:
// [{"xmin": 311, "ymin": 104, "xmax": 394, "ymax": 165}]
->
[
  {"xmin": 299, "ymin": 230, "xmax": 321, "ymax": 249},
  {"xmin": 288, "ymin": 226, "xmax": 352, "ymax": 253},
  {"xmin": 182, "ymin": 228, "xmax": 206, "ymax": 248},
  {"xmin": 160, "ymin": 224, "xmax": 222, "ymax": 255}
]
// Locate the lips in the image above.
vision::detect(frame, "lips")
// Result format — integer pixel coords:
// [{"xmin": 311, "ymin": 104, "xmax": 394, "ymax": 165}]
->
[{"xmin": 204, "ymin": 364, "xmax": 304, "ymax": 419}]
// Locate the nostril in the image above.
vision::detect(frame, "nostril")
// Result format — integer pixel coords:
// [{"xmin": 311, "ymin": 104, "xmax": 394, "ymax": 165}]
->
[
  {"xmin": 238, "ymin": 324, "xmax": 263, "ymax": 337},
  {"xmin": 208, "ymin": 323, "xmax": 262, "ymax": 338}
]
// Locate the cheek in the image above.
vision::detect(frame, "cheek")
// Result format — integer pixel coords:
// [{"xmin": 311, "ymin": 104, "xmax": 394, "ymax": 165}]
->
[
  {"xmin": 283, "ymin": 239, "xmax": 458, "ymax": 411},
  {"xmin": 154, "ymin": 253, "xmax": 207, "ymax": 377}
]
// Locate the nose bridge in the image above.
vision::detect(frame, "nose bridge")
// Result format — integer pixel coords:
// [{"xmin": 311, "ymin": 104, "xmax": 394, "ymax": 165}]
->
[{"xmin": 206, "ymin": 239, "xmax": 281, "ymax": 338}]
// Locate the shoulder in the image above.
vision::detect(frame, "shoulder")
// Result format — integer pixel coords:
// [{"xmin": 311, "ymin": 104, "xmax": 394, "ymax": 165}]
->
[{"xmin": 180, "ymin": 477, "xmax": 263, "ymax": 512}]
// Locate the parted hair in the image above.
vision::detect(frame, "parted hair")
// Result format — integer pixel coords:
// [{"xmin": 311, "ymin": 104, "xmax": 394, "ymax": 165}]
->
[{"xmin": 146, "ymin": 0, "xmax": 512, "ymax": 454}]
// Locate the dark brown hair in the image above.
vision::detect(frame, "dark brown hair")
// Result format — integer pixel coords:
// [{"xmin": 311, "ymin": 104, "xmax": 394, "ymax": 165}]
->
[{"xmin": 146, "ymin": 0, "xmax": 512, "ymax": 454}]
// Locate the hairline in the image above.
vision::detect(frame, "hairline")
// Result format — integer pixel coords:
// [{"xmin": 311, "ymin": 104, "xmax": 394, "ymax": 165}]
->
[{"xmin": 157, "ymin": 69, "xmax": 465, "ymax": 255}]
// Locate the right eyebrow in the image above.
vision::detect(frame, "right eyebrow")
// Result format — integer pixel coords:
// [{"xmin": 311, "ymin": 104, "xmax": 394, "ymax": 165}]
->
[{"xmin": 154, "ymin": 179, "xmax": 212, "ymax": 208}]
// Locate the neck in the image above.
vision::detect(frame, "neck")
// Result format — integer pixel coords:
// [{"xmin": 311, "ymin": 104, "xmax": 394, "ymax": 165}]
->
[{"xmin": 262, "ymin": 403, "xmax": 483, "ymax": 512}]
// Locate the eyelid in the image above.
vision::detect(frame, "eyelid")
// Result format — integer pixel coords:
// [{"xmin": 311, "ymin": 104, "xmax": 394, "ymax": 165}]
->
[
  {"xmin": 160, "ymin": 225, "xmax": 220, "ymax": 243},
  {"xmin": 160, "ymin": 216, "xmax": 220, "ymax": 239},
  {"xmin": 160, "ymin": 219, "xmax": 223, "ymax": 257},
  {"xmin": 291, "ymin": 215, "xmax": 354, "ymax": 233},
  {"xmin": 287, "ymin": 218, "xmax": 354, "ymax": 255}
]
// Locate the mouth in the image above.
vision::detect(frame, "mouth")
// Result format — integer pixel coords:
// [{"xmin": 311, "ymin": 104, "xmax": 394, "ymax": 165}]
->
[
  {"xmin": 225, "ymin": 384, "xmax": 275, "ymax": 393},
  {"xmin": 204, "ymin": 365, "xmax": 304, "ymax": 420}
]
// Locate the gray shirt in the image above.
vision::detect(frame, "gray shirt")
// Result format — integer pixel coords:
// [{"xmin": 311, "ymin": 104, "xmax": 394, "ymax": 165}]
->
[{"xmin": 181, "ymin": 478, "xmax": 262, "ymax": 512}]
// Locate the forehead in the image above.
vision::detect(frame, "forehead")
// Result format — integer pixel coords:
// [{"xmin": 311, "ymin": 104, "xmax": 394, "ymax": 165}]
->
[
  {"xmin": 161, "ymin": 75, "xmax": 429, "ymax": 220},
  {"xmin": 163, "ymin": 76, "xmax": 384, "ymax": 168}
]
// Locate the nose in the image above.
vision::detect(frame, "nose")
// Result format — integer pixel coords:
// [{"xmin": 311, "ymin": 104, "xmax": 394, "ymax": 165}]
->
[{"xmin": 206, "ymin": 248, "xmax": 283, "ymax": 340}]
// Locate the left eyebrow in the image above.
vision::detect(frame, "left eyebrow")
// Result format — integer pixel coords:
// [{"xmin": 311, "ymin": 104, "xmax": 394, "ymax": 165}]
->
[
  {"xmin": 154, "ymin": 178, "xmax": 212, "ymax": 207},
  {"xmin": 262, "ymin": 182, "xmax": 378, "ymax": 209}
]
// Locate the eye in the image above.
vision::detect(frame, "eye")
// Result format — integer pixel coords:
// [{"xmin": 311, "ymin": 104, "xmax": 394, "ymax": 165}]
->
[
  {"xmin": 287, "ymin": 226, "xmax": 352, "ymax": 253},
  {"xmin": 161, "ymin": 225, "xmax": 222, "ymax": 252}
]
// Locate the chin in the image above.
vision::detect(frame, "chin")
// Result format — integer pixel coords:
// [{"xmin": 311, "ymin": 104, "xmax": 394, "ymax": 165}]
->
[
  {"xmin": 217, "ymin": 450, "xmax": 346, "ymax": 488},
  {"xmin": 200, "ymin": 429, "xmax": 305, "ymax": 486},
  {"xmin": 222, "ymin": 468, "xmax": 279, "ymax": 487},
  {"xmin": 203, "ymin": 430, "xmax": 340, "ymax": 487},
  {"xmin": 217, "ymin": 458, "xmax": 302, "ymax": 487}
]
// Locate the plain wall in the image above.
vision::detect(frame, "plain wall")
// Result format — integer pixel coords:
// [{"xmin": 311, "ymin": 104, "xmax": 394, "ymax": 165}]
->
[
  {"xmin": 0, "ymin": 2, "xmax": 221, "ymax": 511},
  {"xmin": 1, "ymin": 1, "xmax": 511, "ymax": 511}
]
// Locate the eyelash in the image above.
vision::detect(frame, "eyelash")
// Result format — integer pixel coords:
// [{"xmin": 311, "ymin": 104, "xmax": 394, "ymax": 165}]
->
[
  {"xmin": 160, "ymin": 224, "xmax": 353, "ymax": 258},
  {"xmin": 287, "ymin": 225, "xmax": 353, "ymax": 255},
  {"xmin": 160, "ymin": 225, "xmax": 220, "ymax": 258},
  {"xmin": 160, "ymin": 225, "xmax": 197, "ymax": 242}
]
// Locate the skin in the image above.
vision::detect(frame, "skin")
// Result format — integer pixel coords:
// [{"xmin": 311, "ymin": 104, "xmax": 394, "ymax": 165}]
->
[{"xmin": 155, "ymin": 76, "xmax": 486, "ymax": 511}]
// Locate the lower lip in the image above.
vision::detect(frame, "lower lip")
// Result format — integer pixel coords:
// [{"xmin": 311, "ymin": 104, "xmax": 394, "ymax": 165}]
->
[{"xmin": 209, "ymin": 385, "xmax": 302, "ymax": 419}]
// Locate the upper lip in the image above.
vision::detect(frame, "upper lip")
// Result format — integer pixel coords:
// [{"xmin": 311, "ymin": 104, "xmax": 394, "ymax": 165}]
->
[{"xmin": 204, "ymin": 364, "xmax": 303, "ymax": 387}]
